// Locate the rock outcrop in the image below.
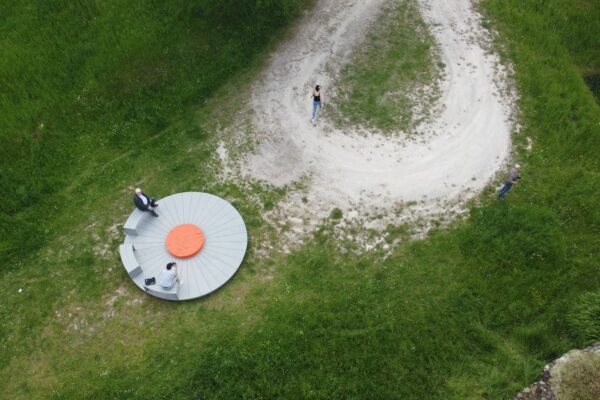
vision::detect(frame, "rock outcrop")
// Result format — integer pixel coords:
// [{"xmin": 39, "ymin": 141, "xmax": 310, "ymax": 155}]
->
[{"xmin": 513, "ymin": 342, "xmax": 600, "ymax": 400}]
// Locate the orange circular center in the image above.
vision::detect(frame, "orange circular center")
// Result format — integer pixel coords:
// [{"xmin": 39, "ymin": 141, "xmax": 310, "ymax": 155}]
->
[{"xmin": 166, "ymin": 224, "xmax": 205, "ymax": 258}]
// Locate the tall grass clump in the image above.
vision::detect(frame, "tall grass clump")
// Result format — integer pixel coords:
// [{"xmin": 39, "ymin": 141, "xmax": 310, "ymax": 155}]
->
[{"xmin": 568, "ymin": 291, "xmax": 600, "ymax": 343}]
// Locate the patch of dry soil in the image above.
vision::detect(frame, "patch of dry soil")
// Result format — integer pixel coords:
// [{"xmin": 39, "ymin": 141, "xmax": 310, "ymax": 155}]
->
[{"xmin": 222, "ymin": 0, "xmax": 516, "ymax": 233}]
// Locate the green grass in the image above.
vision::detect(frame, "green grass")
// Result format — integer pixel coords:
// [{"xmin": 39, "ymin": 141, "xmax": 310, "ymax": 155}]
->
[
  {"xmin": 0, "ymin": 0, "xmax": 309, "ymax": 265},
  {"xmin": 0, "ymin": 0, "xmax": 599, "ymax": 399},
  {"xmin": 328, "ymin": 0, "xmax": 442, "ymax": 134}
]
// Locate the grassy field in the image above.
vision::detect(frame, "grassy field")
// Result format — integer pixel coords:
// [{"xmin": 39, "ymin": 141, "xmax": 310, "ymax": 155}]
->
[
  {"xmin": 0, "ymin": 0, "xmax": 309, "ymax": 265},
  {"xmin": 328, "ymin": 0, "xmax": 442, "ymax": 134},
  {"xmin": 1, "ymin": 0, "xmax": 599, "ymax": 399}
]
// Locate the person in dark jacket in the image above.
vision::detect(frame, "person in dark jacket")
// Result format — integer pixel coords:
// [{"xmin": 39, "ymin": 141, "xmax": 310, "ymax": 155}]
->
[{"xmin": 133, "ymin": 188, "xmax": 159, "ymax": 217}]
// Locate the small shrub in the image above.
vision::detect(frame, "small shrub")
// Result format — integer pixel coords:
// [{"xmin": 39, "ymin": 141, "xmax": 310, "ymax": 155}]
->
[
  {"xmin": 330, "ymin": 208, "xmax": 343, "ymax": 220},
  {"xmin": 263, "ymin": 199, "xmax": 274, "ymax": 210}
]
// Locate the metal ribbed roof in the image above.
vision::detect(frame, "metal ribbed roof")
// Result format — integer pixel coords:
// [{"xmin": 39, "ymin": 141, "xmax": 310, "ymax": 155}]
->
[{"xmin": 122, "ymin": 192, "xmax": 247, "ymax": 300}]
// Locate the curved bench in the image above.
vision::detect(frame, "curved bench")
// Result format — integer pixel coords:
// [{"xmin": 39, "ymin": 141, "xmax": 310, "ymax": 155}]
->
[
  {"xmin": 119, "ymin": 244, "xmax": 142, "ymax": 278},
  {"xmin": 124, "ymin": 208, "xmax": 147, "ymax": 236},
  {"xmin": 144, "ymin": 281, "xmax": 181, "ymax": 301}
]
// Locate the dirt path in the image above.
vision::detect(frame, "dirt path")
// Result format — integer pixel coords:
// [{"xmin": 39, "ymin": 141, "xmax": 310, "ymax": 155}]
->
[{"xmin": 230, "ymin": 0, "xmax": 515, "ymax": 230}]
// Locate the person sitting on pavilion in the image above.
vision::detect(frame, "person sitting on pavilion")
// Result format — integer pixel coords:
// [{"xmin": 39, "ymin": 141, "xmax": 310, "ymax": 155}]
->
[
  {"xmin": 159, "ymin": 262, "xmax": 179, "ymax": 289},
  {"xmin": 133, "ymin": 187, "xmax": 159, "ymax": 217}
]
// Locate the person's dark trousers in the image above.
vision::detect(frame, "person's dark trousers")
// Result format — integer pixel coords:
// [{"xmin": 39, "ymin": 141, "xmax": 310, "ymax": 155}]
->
[
  {"xmin": 498, "ymin": 182, "xmax": 512, "ymax": 199},
  {"xmin": 149, "ymin": 198, "xmax": 158, "ymax": 216}
]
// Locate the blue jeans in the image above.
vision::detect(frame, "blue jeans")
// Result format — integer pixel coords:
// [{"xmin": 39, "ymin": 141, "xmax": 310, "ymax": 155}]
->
[
  {"xmin": 312, "ymin": 101, "xmax": 321, "ymax": 121},
  {"xmin": 498, "ymin": 182, "xmax": 512, "ymax": 199}
]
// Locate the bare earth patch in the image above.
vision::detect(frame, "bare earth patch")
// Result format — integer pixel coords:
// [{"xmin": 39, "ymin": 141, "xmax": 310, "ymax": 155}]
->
[{"xmin": 219, "ymin": 0, "xmax": 517, "ymax": 241}]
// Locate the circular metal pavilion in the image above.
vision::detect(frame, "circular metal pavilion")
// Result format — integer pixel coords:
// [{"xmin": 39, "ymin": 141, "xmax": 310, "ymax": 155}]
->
[{"xmin": 119, "ymin": 192, "xmax": 247, "ymax": 301}]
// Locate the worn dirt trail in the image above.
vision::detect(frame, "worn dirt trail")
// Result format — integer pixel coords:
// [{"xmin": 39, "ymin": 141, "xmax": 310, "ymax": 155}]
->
[{"xmin": 225, "ymin": 0, "xmax": 515, "ymax": 230}]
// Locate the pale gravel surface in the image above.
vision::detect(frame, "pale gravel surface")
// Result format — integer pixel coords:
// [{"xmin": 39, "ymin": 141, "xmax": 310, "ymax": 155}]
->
[{"xmin": 221, "ymin": 0, "xmax": 516, "ymax": 233}]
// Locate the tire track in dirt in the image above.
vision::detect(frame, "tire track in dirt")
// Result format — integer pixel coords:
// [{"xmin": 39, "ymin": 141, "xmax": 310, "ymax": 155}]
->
[{"xmin": 225, "ymin": 0, "xmax": 516, "ymax": 233}]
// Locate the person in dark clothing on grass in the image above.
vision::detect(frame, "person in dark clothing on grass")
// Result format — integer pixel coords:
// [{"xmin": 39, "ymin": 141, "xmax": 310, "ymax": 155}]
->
[
  {"xmin": 498, "ymin": 164, "xmax": 521, "ymax": 199},
  {"xmin": 133, "ymin": 188, "xmax": 159, "ymax": 217}
]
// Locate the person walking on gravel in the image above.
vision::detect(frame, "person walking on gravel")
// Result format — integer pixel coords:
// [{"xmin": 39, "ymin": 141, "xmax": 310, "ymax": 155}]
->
[
  {"xmin": 311, "ymin": 85, "xmax": 322, "ymax": 124},
  {"xmin": 498, "ymin": 164, "xmax": 521, "ymax": 199}
]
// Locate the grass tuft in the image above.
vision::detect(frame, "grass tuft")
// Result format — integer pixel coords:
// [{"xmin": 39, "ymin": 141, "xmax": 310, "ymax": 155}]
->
[{"xmin": 568, "ymin": 291, "xmax": 600, "ymax": 343}]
